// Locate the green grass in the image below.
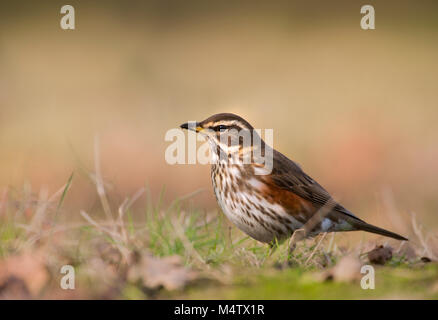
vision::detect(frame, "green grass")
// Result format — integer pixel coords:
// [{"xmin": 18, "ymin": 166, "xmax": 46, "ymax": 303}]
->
[
  {"xmin": 179, "ymin": 264, "xmax": 438, "ymax": 299},
  {"xmin": 0, "ymin": 178, "xmax": 437, "ymax": 299}
]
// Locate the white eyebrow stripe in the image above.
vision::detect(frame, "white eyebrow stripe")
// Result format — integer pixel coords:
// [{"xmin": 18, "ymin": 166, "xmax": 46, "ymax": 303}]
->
[{"xmin": 214, "ymin": 120, "xmax": 239, "ymax": 127}]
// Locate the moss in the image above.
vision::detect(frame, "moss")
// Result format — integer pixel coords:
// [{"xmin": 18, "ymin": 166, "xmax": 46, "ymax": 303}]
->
[{"xmin": 181, "ymin": 264, "xmax": 438, "ymax": 299}]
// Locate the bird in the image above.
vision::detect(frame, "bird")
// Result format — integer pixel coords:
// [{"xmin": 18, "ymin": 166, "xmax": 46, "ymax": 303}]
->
[{"xmin": 180, "ymin": 113, "xmax": 407, "ymax": 244}]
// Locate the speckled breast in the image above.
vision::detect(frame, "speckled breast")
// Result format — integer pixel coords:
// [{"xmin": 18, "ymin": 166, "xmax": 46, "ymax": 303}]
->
[{"xmin": 210, "ymin": 163, "xmax": 302, "ymax": 243}]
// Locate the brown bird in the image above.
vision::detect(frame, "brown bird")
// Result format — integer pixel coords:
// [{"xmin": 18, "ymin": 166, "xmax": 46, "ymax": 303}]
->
[{"xmin": 180, "ymin": 113, "xmax": 407, "ymax": 244}]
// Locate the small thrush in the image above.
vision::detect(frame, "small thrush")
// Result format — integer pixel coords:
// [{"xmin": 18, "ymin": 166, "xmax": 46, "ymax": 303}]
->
[{"xmin": 180, "ymin": 113, "xmax": 407, "ymax": 244}]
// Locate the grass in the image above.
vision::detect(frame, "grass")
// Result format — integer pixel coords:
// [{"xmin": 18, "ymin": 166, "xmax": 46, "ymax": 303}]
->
[
  {"xmin": 0, "ymin": 152, "xmax": 437, "ymax": 299},
  {"xmin": 179, "ymin": 264, "xmax": 438, "ymax": 299}
]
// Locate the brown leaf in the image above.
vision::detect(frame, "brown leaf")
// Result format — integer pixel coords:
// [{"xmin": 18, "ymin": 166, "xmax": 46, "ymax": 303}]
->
[
  {"xmin": 97, "ymin": 242, "xmax": 123, "ymax": 265},
  {"xmin": 0, "ymin": 251, "xmax": 49, "ymax": 298},
  {"xmin": 323, "ymin": 255, "xmax": 362, "ymax": 282},
  {"xmin": 368, "ymin": 245, "xmax": 393, "ymax": 265},
  {"xmin": 431, "ymin": 281, "xmax": 438, "ymax": 293},
  {"xmin": 127, "ymin": 253, "xmax": 198, "ymax": 291},
  {"xmin": 421, "ymin": 257, "xmax": 432, "ymax": 263}
]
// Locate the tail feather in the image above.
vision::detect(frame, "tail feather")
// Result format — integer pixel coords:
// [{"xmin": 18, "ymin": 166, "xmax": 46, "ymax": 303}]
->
[{"xmin": 354, "ymin": 221, "xmax": 408, "ymax": 241}]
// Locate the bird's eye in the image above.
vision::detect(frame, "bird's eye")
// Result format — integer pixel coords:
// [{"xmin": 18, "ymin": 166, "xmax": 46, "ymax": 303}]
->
[{"xmin": 214, "ymin": 125, "xmax": 227, "ymax": 132}]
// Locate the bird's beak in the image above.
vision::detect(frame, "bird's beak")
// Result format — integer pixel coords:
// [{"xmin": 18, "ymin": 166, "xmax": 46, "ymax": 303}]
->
[{"xmin": 180, "ymin": 122, "xmax": 203, "ymax": 132}]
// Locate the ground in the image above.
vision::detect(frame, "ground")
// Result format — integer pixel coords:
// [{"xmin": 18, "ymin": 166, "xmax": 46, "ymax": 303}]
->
[{"xmin": 0, "ymin": 176, "xmax": 437, "ymax": 300}]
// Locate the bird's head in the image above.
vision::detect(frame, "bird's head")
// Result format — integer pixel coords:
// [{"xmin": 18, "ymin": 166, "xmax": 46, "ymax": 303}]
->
[{"xmin": 180, "ymin": 113, "xmax": 262, "ymax": 161}]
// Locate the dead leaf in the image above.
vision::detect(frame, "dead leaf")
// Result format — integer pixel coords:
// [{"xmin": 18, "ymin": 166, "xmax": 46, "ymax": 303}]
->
[
  {"xmin": 420, "ymin": 257, "xmax": 432, "ymax": 263},
  {"xmin": 368, "ymin": 245, "xmax": 393, "ymax": 265},
  {"xmin": 97, "ymin": 242, "xmax": 123, "ymax": 265},
  {"xmin": 0, "ymin": 251, "xmax": 49, "ymax": 298},
  {"xmin": 431, "ymin": 281, "xmax": 438, "ymax": 293},
  {"xmin": 0, "ymin": 277, "xmax": 30, "ymax": 299},
  {"xmin": 127, "ymin": 253, "xmax": 198, "ymax": 291},
  {"xmin": 323, "ymin": 255, "xmax": 362, "ymax": 282}
]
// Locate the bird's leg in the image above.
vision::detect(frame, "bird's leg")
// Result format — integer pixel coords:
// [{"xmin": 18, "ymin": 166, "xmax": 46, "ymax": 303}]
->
[
  {"xmin": 288, "ymin": 243, "xmax": 297, "ymax": 257},
  {"xmin": 287, "ymin": 229, "xmax": 305, "ymax": 258},
  {"xmin": 267, "ymin": 238, "xmax": 280, "ymax": 256}
]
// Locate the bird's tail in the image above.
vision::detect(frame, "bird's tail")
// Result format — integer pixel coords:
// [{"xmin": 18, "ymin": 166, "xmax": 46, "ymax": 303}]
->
[{"xmin": 353, "ymin": 221, "xmax": 408, "ymax": 241}]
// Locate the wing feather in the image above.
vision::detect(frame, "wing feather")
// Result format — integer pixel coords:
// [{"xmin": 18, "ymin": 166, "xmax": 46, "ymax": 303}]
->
[{"xmin": 270, "ymin": 150, "xmax": 364, "ymax": 223}]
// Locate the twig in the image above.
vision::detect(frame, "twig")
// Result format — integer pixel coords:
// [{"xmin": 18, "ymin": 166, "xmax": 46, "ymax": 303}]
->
[
  {"xmin": 305, "ymin": 232, "xmax": 327, "ymax": 265},
  {"xmin": 93, "ymin": 135, "xmax": 114, "ymax": 228},
  {"xmin": 118, "ymin": 187, "xmax": 145, "ymax": 243},
  {"xmin": 410, "ymin": 211, "xmax": 437, "ymax": 260},
  {"xmin": 171, "ymin": 212, "xmax": 206, "ymax": 266},
  {"xmin": 80, "ymin": 210, "xmax": 124, "ymax": 242}
]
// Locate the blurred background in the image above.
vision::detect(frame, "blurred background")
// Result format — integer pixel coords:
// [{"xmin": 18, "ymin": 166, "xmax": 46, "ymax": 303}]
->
[{"xmin": 0, "ymin": 0, "xmax": 437, "ymax": 234}]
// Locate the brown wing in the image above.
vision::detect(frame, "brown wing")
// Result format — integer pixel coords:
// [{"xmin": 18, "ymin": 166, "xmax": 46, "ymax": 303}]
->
[
  {"xmin": 265, "ymin": 150, "xmax": 408, "ymax": 241},
  {"xmin": 268, "ymin": 149, "xmax": 364, "ymax": 223}
]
